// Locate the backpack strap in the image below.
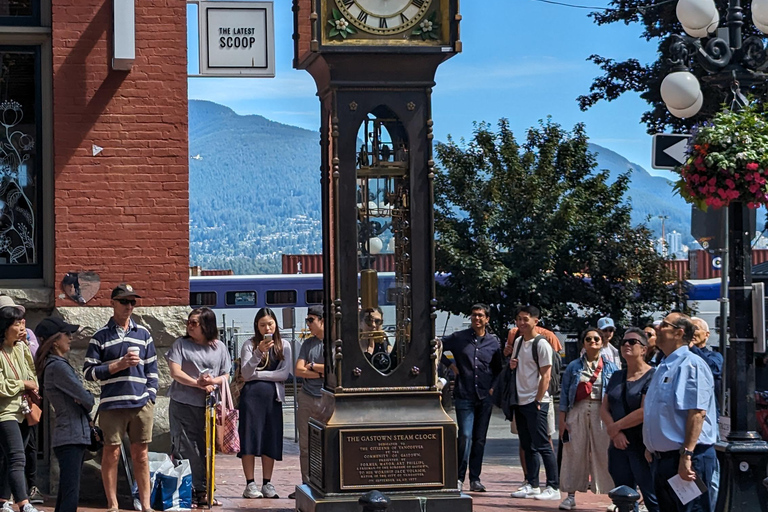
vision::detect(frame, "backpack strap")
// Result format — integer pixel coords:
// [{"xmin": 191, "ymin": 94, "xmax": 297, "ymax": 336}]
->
[{"xmin": 530, "ymin": 334, "xmax": 548, "ymax": 368}]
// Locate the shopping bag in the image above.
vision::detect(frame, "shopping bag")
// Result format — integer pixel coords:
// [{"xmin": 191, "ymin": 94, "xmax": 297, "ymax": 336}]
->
[
  {"xmin": 216, "ymin": 383, "xmax": 240, "ymax": 454},
  {"xmin": 132, "ymin": 452, "xmax": 175, "ymax": 510},
  {"xmin": 153, "ymin": 459, "xmax": 193, "ymax": 511}
]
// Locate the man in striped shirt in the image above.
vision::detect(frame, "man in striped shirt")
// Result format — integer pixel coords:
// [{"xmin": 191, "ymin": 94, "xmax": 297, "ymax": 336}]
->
[{"xmin": 84, "ymin": 284, "xmax": 158, "ymax": 512}]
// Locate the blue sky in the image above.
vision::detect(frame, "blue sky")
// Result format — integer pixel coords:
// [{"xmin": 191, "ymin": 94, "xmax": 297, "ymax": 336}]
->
[{"xmin": 188, "ymin": 0, "xmax": 672, "ymax": 178}]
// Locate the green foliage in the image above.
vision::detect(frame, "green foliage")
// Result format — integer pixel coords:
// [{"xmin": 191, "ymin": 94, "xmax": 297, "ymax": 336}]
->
[
  {"xmin": 581, "ymin": 1, "xmax": 768, "ymax": 133},
  {"xmin": 434, "ymin": 118, "xmax": 682, "ymax": 335}
]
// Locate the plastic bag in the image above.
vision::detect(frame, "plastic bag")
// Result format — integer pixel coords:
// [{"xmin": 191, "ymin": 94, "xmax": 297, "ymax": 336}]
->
[{"xmin": 132, "ymin": 453, "xmax": 192, "ymax": 511}]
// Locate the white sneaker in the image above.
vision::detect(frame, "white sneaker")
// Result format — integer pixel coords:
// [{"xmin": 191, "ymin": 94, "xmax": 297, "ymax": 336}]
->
[
  {"xmin": 261, "ymin": 482, "xmax": 279, "ymax": 499},
  {"xmin": 534, "ymin": 486, "xmax": 561, "ymax": 501},
  {"xmin": 607, "ymin": 504, "xmax": 618, "ymax": 512},
  {"xmin": 458, "ymin": 480, "xmax": 463, "ymax": 491},
  {"xmin": 511, "ymin": 484, "xmax": 541, "ymax": 498},
  {"xmin": 242, "ymin": 482, "xmax": 263, "ymax": 498},
  {"xmin": 560, "ymin": 495, "xmax": 577, "ymax": 510},
  {"xmin": 2, "ymin": 502, "xmax": 14, "ymax": 512},
  {"xmin": 21, "ymin": 504, "xmax": 40, "ymax": 512}
]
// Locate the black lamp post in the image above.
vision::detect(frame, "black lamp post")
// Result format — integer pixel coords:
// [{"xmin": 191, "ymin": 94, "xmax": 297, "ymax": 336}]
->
[{"xmin": 661, "ymin": 1, "xmax": 768, "ymax": 510}]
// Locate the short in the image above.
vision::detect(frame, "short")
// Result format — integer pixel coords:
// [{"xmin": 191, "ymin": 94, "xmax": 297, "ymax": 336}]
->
[
  {"xmin": 510, "ymin": 397, "xmax": 556, "ymax": 438},
  {"xmin": 99, "ymin": 401, "xmax": 155, "ymax": 445}
]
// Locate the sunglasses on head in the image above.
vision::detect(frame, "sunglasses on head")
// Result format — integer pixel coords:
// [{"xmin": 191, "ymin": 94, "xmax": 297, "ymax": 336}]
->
[
  {"xmin": 622, "ymin": 338, "xmax": 643, "ymax": 346},
  {"xmin": 117, "ymin": 299, "xmax": 136, "ymax": 306}
]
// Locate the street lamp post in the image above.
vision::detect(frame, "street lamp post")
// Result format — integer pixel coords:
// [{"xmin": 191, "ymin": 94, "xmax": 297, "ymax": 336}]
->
[{"xmin": 660, "ymin": 1, "xmax": 768, "ymax": 510}]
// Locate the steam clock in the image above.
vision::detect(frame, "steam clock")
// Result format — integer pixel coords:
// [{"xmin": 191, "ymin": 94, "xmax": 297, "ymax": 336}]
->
[{"xmin": 293, "ymin": 0, "xmax": 469, "ymax": 510}]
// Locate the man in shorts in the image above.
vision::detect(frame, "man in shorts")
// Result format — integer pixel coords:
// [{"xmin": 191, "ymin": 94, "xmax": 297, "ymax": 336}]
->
[{"xmin": 84, "ymin": 284, "xmax": 158, "ymax": 512}]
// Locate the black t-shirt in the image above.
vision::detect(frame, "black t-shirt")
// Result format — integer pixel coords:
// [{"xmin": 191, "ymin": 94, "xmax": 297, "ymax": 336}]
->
[{"xmin": 605, "ymin": 367, "xmax": 656, "ymax": 451}]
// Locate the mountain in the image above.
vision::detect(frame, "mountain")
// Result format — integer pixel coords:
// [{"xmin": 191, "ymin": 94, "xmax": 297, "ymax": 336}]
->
[{"xmin": 188, "ymin": 100, "xmax": 691, "ymax": 274}]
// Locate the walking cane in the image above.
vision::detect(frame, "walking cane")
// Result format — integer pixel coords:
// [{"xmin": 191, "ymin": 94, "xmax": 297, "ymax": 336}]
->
[{"xmin": 205, "ymin": 388, "xmax": 218, "ymax": 509}]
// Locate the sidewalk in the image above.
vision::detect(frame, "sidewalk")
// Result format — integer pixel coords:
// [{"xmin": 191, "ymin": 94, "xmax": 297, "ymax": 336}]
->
[{"xmin": 66, "ymin": 407, "xmax": 613, "ymax": 512}]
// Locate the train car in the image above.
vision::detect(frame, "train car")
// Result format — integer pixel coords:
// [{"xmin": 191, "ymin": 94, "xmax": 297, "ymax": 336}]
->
[{"xmin": 684, "ymin": 277, "xmax": 722, "ymax": 347}]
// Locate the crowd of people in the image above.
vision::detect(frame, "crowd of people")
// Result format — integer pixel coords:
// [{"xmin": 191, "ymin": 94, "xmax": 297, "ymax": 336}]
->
[
  {"xmin": 445, "ymin": 304, "xmax": 722, "ymax": 512},
  {"xmin": 0, "ymin": 284, "xmax": 724, "ymax": 512}
]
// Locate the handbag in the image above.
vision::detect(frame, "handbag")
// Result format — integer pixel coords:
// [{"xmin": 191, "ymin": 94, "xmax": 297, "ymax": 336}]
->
[
  {"xmin": 575, "ymin": 356, "xmax": 603, "ymax": 402},
  {"xmin": 2, "ymin": 348, "xmax": 41, "ymax": 425},
  {"xmin": 216, "ymin": 382, "xmax": 240, "ymax": 454},
  {"xmin": 229, "ymin": 358, "xmax": 244, "ymax": 408},
  {"xmin": 84, "ymin": 408, "xmax": 104, "ymax": 452}
]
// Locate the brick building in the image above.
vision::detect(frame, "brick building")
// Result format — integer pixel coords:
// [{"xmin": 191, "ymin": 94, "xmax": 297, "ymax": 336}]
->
[{"xmin": 0, "ymin": 0, "xmax": 190, "ymax": 494}]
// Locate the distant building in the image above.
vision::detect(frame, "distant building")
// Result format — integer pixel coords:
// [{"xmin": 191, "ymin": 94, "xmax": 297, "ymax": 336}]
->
[{"xmin": 667, "ymin": 230, "xmax": 683, "ymax": 258}]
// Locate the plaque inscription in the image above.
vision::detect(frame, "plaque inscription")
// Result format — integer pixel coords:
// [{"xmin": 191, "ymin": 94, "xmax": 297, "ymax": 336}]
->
[{"xmin": 339, "ymin": 427, "xmax": 444, "ymax": 489}]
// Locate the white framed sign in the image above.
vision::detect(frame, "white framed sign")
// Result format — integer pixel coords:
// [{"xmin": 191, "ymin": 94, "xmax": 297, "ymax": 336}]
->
[{"xmin": 198, "ymin": 1, "xmax": 275, "ymax": 77}]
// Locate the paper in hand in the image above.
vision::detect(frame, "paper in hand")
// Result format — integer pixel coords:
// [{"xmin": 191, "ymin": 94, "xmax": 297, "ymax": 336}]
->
[{"xmin": 668, "ymin": 474, "xmax": 707, "ymax": 505}]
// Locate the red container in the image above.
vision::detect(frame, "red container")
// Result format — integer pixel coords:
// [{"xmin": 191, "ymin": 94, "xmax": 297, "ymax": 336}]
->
[{"xmin": 282, "ymin": 254, "xmax": 396, "ymax": 274}]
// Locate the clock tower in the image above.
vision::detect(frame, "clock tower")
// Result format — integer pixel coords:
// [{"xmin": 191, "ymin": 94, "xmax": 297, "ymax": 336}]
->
[{"xmin": 294, "ymin": 0, "xmax": 470, "ymax": 510}]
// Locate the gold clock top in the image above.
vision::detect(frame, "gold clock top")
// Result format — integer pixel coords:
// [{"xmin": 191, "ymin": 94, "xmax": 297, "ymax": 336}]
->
[{"xmin": 333, "ymin": 0, "xmax": 432, "ymax": 35}]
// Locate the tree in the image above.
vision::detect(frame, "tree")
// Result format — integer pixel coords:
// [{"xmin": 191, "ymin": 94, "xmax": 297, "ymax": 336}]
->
[
  {"xmin": 434, "ymin": 118, "xmax": 681, "ymax": 336},
  {"xmin": 579, "ymin": 1, "xmax": 768, "ymax": 133}
]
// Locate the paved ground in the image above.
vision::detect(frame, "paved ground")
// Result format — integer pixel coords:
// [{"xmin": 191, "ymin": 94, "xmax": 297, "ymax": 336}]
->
[{"xmin": 59, "ymin": 403, "xmax": 615, "ymax": 512}]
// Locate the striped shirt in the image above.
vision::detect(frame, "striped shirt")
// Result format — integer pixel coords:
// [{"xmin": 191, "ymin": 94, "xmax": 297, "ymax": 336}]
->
[{"xmin": 83, "ymin": 317, "xmax": 158, "ymax": 411}]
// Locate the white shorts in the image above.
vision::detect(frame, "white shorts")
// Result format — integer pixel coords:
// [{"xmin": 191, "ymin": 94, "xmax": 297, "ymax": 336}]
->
[{"xmin": 510, "ymin": 397, "xmax": 556, "ymax": 438}]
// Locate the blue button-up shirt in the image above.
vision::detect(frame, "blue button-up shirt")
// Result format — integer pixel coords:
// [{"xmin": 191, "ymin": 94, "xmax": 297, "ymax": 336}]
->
[
  {"xmin": 441, "ymin": 328, "xmax": 503, "ymax": 401},
  {"xmin": 643, "ymin": 345, "xmax": 717, "ymax": 453}
]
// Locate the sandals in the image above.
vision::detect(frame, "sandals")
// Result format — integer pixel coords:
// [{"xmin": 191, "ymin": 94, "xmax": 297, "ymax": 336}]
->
[{"xmin": 192, "ymin": 492, "xmax": 221, "ymax": 509}]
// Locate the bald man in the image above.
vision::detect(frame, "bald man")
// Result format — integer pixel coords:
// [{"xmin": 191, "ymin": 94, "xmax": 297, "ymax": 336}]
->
[{"xmin": 690, "ymin": 317, "xmax": 723, "ymax": 417}]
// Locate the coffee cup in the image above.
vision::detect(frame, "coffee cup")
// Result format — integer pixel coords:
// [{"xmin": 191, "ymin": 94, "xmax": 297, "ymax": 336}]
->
[{"xmin": 127, "ymin": 347, "xmax": 140, "ymax": 356}]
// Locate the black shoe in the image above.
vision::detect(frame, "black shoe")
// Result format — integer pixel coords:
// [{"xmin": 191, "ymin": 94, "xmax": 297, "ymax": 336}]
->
[
  {"xmin": 469, "ymin": 480, "xmax": 486, "ymax": 492},
  {"xmin": 288, "ymin": 492, "xmax": 296, "ymax": 499}
]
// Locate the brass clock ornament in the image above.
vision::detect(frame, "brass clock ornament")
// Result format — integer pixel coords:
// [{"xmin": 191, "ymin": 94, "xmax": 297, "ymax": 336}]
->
[{"xmin": 333, "ymin": 0, "xmax": 432, "ymax": 35}]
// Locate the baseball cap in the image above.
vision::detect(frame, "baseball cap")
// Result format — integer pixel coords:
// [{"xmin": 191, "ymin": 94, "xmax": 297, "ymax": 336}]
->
[
  {"xmin": 0, "ymin": 295, "xmax": 25, "ymax": 314},
  {"xmin": 307, "ymin": 305, "xmax": 324, "ymax": 318},
  {"xmin": 34, "ymin": 317, "xmax": 80, "ymax": 341},
  {"xmin": 597, "ymin": 317, "xmax": 615, "ymax": 331},
  {"xmin": 111, "ymin": 283, "xmax": 142, "ymax": 300}
]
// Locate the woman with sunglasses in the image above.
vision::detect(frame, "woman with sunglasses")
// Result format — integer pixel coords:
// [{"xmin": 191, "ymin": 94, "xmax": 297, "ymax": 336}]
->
[
  {"xmin": 558, "ymin": 327, "xmax": 618, "ymax": 511},
  {"xmin": 0, "ymin": 296, "xmax": 39, "ymax": 512},
  {"xmin": 642, "ymin": 324, "xmax": 662, "ymax": 366},
  {"xmin": 165, "ymin": 308, "xmax": 231, "ymax": 508},
  {"xmin": 33, "ymin": 317, "xmax": 92, "ymax": 512},
  {"xmin": 601, "ymin": 328, "xmax": 658, "ymax": 512},
  {"xmin": 238, "ymin": 308, "xmax": 291, "ymax": 500}
]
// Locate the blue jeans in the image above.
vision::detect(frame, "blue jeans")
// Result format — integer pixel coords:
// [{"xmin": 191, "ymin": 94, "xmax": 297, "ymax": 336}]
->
[
  {"xmin": 609, "ymin": 446, "xmax": 659, "ymax": 512},
  {"xmin": 651, "ymin": 445, "xmax": 716, "ymax": 512},
  {"xmin": 454, "ymin": 396, "xmax": 494, "ymax": 482},
  {"xmin": 53, "ymin": 444, "xmax": 87, "ymax": 512}
]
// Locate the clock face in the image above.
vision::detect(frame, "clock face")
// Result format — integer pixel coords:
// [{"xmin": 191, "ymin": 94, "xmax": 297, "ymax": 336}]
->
[{"xmin": 334, "ymin": 0, "xmax": 433, "ymax": 35}]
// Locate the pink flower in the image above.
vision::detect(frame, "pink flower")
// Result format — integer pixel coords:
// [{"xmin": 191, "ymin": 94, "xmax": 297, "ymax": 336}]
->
[
  {"xmin": 746, "ymin": 173, "xmax": 754, "ymax": 181},
  {"xmin": 750, "ymin": 183, "xmax": 760, "ymax": 194},
  {"xmin": 708, "ymin": 177, "xmax": 717, "ymax": 186},
  {"xmin": 755, "ymin": 175, "xmax": 766, "ymax": 185},
  {"xmin": 735, "ymin": 173, "xmax": 740, "ymax": 179},
  {"xmin": 748, "ymin": 202, "xmax": 760, "ymax": 209},
  {"xmin": 717, "ymin": 188, "xmax": 728, "ymax": 199},
  {"xmin": 747, "ymin": 162, "xmax": 759, "ymax": 171},
  {"xmin": 726, "ymin": 179, "xmax": 736, "ymax": 189}
]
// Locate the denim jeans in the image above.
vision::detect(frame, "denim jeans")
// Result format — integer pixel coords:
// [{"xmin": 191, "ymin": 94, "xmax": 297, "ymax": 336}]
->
[
  {"xmin": 609, "ymin": 446, "xmax": 659, "ymax": 512},
  {"xmin": 0, "ymin": 420, "xmax": 31, "ymax": 503},
  {"xmin": 515, "ymin": 401, "xmax": 559, "ymax": 489},
  {"xmin": 454, "ymin": 396, "xmax": 494, "ymax": 482},
  {"xmin": 651, "ymin": 445, "xmax": 716, "ymax": 512},
  {"xmin": 53, "ymin": 444, "xmax": 87, "ymax": 512}
]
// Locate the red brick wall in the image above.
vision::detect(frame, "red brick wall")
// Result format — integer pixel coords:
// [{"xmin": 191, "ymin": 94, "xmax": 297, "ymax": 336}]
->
[{"xmin": 52, "ymin": 0, "xmax": 189, "ymax": 306}]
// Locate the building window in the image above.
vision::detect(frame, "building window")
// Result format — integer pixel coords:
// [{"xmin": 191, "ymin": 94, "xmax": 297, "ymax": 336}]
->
[
  {"xmin": 0, "ymin": 0, "xmax": 39, "ymax": 24},
  {"xmin": 0, "ymin": 48, "xmax": 41, "ymax": 278},
  {"xmin": 190, "ymin": 291, "xmax": 217, "ymax": 307},
  {"xmin": 305, "ymin": 289, "xmax": 323, "ymax": 305},
  {"xmin": 226, "ymin": 291, "xmax": 257, "ymax": 306}
]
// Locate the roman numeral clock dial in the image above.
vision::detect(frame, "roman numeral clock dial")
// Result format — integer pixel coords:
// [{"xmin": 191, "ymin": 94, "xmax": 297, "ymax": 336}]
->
[{"xmin": 334, "ymin": 0, "xmax": 432, "ymax": 35}]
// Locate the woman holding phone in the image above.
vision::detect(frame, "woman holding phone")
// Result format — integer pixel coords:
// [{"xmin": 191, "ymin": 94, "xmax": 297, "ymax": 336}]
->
[
  {"xmin": 238, "ymin": 308, "xmax": 291, "ymax": 500},
  {"xmin": 165, "ymin": 308, "xmax": 231, "ymax": 508}
]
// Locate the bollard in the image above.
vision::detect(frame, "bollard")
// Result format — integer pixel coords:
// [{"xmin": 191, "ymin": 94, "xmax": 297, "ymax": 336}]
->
[
  {"xmin": 608, "ymin": 485, "xmax": 641, "ymax": 512},
  {"xmin": 359, "ymin": 490, "xmax": 391, "ymax": 512}
]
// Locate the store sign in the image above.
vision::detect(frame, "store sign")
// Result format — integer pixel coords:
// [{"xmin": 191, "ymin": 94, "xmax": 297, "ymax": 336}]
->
[{"xmin": 198, "ymin": 2, "xmax": 275, "ymax": 77}]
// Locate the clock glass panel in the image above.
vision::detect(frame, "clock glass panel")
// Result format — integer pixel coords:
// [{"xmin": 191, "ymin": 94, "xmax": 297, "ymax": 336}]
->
[{"xmin": 335, "ymin": 0, "xmax": 432, "ymax": 35}]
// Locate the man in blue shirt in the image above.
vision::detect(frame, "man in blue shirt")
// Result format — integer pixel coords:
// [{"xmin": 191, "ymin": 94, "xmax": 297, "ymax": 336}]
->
[
  {"xmin": 441, "ymin": 303, "xmax": 503, "ymax": 493},
  {"xmin": 643, "ymin": 313, "xmax": 718, "ymax": 512}
]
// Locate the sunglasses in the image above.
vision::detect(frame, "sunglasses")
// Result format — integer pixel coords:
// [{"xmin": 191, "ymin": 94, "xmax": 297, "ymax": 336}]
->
[
  {"xmin": 117, "ymin": 299, "xmax": 136, "ymax": 306},
  {"xmin": 187, "ymin": 319, "xmax": 200, "ymax": 327},
  {"xmin": 305, "ymin": 317, "xmax": 315, "ymax": 325},
  {"xmin": 622, "ymin": 338, "xmax": 643, "ymax": 346},
  {"xmin": 365, "ymin": 317, "xmax": 384, "ymax": 327},
  {"xmin": 584, "ymin": 336, "xmax": 602, "ymax": 343},
  {"xmin": 660, "ymin": 320, "xmax": 682, "ymax": 330}
]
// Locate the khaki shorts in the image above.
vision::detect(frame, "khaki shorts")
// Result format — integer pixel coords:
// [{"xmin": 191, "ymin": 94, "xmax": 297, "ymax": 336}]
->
[
  {"xmin": 510, "ymin": 398, "xmax": 556, "ymax": 438},
  {"xmin": 99, "ymin": 401, "xmax": 155, "ymax": 445}
]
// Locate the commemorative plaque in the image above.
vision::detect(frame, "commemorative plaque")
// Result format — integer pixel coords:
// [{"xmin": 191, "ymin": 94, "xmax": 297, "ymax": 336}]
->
[{"xmin": 339, "ymin": 427, "xmax": 444, "ymax": 490}]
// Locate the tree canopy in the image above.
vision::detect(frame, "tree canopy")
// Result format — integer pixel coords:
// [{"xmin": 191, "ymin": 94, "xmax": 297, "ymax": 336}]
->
[
  {"xmin": 433, "ymin": 118, "xmax": 681, "ymax": 336},
  {"xmin": 580, "ymin": 1, "xmax": 768, "ymax": 133}
]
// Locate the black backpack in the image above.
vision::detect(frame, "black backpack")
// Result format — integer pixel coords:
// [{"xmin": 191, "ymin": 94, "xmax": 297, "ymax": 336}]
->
[{"xmin": 516, "ymin": 335, "xmax": 563, "ymax": 398}]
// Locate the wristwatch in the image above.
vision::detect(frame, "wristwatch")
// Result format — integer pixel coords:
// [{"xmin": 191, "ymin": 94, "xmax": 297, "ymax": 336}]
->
[
  {"xmin": 309, "ymin": 362, "xmax": 315, "ymax": 372},
  {"xmin": 680, "ymin": 447, "xmax": 695, "ymax": 457}
]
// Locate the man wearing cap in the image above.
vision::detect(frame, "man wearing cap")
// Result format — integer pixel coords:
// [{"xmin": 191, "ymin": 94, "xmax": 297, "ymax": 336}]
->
[
  {"xmin": 83, "ymin": 284, "xmax": 158, "ymax": 512},
  {"xmin": 292, "ymin": 306, "xmax": 334, "ymax": 498},
  {"xmin": 598, "ymin": 317, "xmax": 622, "ymax": 369},
  {"xmin": 643, "ymin": 313, "xmax": 717, "ymax": 512}
]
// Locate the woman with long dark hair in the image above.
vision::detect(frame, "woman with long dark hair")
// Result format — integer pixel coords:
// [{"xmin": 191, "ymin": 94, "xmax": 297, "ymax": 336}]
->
[
  {"xmin": 0, "ymin": 296, "xmax": 39, "ymax": 512},
  {"xmin": 33, "ymin": 316, "xmax": 92, "ymax": 512},
  {"xmin": 165, "ymin": 307, "xmax": 231, "ymax": 508},
  {"xmin": 238, "ymin": 308, "xmax": 291, "ymax": 500}
]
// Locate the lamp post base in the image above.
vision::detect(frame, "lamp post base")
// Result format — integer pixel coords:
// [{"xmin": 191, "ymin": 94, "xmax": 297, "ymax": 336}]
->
[{"xmin": 716, "ymin": 439, "xmax": 768, "ymax": 511}]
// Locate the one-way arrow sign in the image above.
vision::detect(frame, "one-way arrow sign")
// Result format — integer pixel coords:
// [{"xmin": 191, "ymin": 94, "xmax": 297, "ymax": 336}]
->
[{"xmin": 652, "ymin": 133, "xmax": 691, "ymax": 170}]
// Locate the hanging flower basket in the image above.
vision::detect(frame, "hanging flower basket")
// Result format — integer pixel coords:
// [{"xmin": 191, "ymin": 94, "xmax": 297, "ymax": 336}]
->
[{"xmin": 674, "ymin": 105, "xmax": 768, "ymax": 209}]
